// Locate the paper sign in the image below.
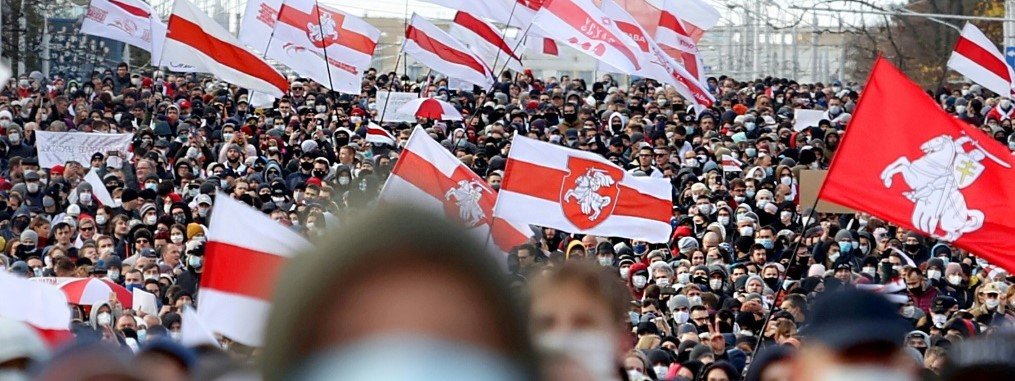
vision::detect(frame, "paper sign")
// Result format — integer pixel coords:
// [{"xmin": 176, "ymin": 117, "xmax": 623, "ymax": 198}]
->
[
  {"xmin": 798, "ymin": 169, "xmax": 858, "ymax": 214},
  {"xmin": 793, "ymin": 109, "xmax": 828, "ymax": 132},
  {"xmin": 376, "ymin": 91, "xmax": 420, "ymax": 123},
  {"xmin": 36, "ymin": 131, "xmax": 132, "ymax": 169},
  {"xmin": 132, "ymin": 288, "xmax": 158, "ymax": 316}
]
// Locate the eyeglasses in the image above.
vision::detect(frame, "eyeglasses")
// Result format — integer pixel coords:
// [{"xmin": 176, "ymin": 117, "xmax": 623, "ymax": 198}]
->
[
  {"xmin": 80, "ymin": 226, "xmax": 95, "ymax": 231},
  {"xmin": 135, "ymin": 238, "xmax": 150, "ymax": 244}
]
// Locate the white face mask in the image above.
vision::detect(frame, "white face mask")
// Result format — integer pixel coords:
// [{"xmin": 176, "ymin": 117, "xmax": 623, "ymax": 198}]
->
[
  {"xmin": 677, "ymin": 273, "xmax": 690, "ymax": 285},
  {"xmin": 632, "ymin": 275, "xmax": 647, "ymax": 289},
  {"xmin": 97, "ymin": 312, "xmax": 112, "ymax": 326},
  {"xmin": 26, "ymin": 183, "xmax": 39, "ymax": 193},
  {"xmin": 655, "ymin": 277, "xmax": 670, "ymax": 286},
  {"xmin": 828, "ymin": 252, "xmax": 840, "ymax": 263},
  {"xmin": 717, "ymin": 216, "xmax": 730, "ymax": 226},
  {"xmin": 985, "ymin": 299, "xmax": 999, "ymax": 309},
  {"xmin": 653, "ymin": 365, "xmax": 669, "ymax": 379},
  {"xmin": 901, "ymin": 305, "xmax": 915, "ymax": 318},
  {"xmin": 739, "ymin": 226, "xmax": 754, "ymax": 236},
  {"xmin": 927, "ymin": 270, "xmax": 941, "ymax": 280},
  {"xmin": 673, "ymin": 311, "xmax": 689, "ymax": 324},
  {"xmin": 862, "ymin": 267, "xmax": 876, "ymax": 276},
  {"xmin": 931, "ymin": 313, "xmax": 948, "ymax": 328},
  {"xmin": 537, "ymin": 331, "xmax": 616, "ymax": 381},
  {"xmin": 171, "ymin": 234, "xmax": 185, "ymax": 244},
  {"xmin": 688, "ymin": 295, "xmax": 702, "ymax": 306},
  {"xmin": 144, "ymin": 215, "xmax": 157, "ymax": 225},
  {"xmin": 947, "ymin": 275, "xmax": 962, "ymax": 286},
  {"xmin": 619, "ymin": 267, "xmax": 630, "ymax": 279},
  {"xmin": 96, "ymin": 214, "xmax": 108, "ymax": 225},
  {"xmin": 780, "ymin": 176, "xmax": 793, "ymax": 186},
  {"xmin": 709, "ymin": 279, "xmax": 723, "ymax": 290}
]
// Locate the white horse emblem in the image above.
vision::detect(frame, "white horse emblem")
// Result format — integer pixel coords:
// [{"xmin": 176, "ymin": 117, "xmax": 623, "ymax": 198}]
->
[
  {"xmin": 307, "ymin": 12, "xmax": 339, "ymax": 43},
  {"xmin": 445, "ymin": 180, "xmax": 488, "ymax": 227},
  {"xmin": 564, "ymin": 168, "xmax": 617, "ymax": 221},
  {"xmin": 880, "ymin": 134, "xmax": 1011, "ymax": 241}
]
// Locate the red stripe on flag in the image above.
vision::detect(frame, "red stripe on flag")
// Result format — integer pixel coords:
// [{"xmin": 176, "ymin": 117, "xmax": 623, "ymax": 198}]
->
[
  {"xmin": 954, "ymin": 36, "xmax": 1012, "ymax": 83},
  {"xmin": 659, "ymin": 10, "xmax": 690, "ymax": 36},
  {"xmin": 615, "ymin": 184, "xmax": 671, "ymax": 221},
  {"xmin": 544, "ymin": 0, "xmax": 640, "ymax": 70},
  {"xmin": 501, "ymin": 159, "xmax": 568, "ymax": 201},
  {"xmin": 201, "ymin": 241, "xmax": 287, "ymax": 301},
  {"xmin": 277, "ymin": 5, "xmax": 376, "ymax": 54},
  {"xmin": 110, "ymin": 0, "xmax": 151, "ymax": 18},
  {"xmin": 502, "ymin": 158, "xmax": 670, "ymax": 222},
  {"xmin": 681, "ymin": 51, "xmax": 701, "ymax": 79},
  {"xmin": 543, "ymin": 38, "xmax": 558, "ymax": 55},
  {"xmin": 166, "ymin": 15, "xmax": 288, "ymax": 93},
  {"xmin": 491, "ymin": 216, "xmax": 529, "ymax": 251},
  {"xmin": 392, "ymin": 148, "xmax": 497, "ymax": 221},
  {"xmin": 406, "ymin": 25, "xmax": 488, "ymax": 77},
  {"xmin": 454, "ymin": 12, "xmax": 521, "ymax": 62}
]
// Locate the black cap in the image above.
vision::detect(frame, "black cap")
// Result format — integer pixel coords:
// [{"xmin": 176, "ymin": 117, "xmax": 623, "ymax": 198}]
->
[
  {"xmin": 931, "ymin": 295, "xmax": 958, "ymax": 314},
  {"xmin": 121, "ymin": 188, "xmax": 139, "ymax": 203},
  {"xmin": 800, "ymin": 288, "xmax": 910, "ymax": 350}
]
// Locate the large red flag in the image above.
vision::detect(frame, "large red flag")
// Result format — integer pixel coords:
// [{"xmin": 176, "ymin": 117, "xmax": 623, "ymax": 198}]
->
[{"xmin": 820, "ymin": 57, "xmax": 1015, "ymax": 273}]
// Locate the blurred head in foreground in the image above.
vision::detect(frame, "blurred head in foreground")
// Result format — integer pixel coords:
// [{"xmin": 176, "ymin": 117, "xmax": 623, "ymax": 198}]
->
[{"xmin": 262, "ymin": 205, "xmax": 540, "ymax": 381}]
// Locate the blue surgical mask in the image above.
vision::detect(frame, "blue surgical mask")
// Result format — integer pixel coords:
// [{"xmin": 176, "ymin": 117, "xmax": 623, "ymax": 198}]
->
[
  {"xmin": 634, "ymin": 243, "xmax": 648, "ymax": 255},
  {"xmin": 838, "ymin": 241, "xmax": 853, "ymax": 253},
  {"xmin": 290, "ymin": 336, "xmax": 527, "ymax": 381},
  {"xmin": 758, "ymin": 238, "xmax": 774, "ymax": 250}
]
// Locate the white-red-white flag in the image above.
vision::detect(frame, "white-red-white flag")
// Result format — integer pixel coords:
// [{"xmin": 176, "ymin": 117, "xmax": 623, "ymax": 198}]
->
[
  {"xmin": 80, "ymin": 0, "xmax": 194, "ymax": 71},
  {"xmin": 654, "ymin": 0, "xmax": 709, "ymax": 82},
  {"xmin": 380, "ymin": 127, "xmax": 531, "ymax": 254},
  {"xmin": 721, "ymin": 154, "xmax": 743, "ymax": 172},
  {"xmin": 164, "ymin": 0, "xmax": 289, "ymax": 97},
  {"xmin": 404, "ymin": 14, "xmax": 495, "ymax": 88},
  {"xmin": 449, "ymin": 11, "xmax": 524, "ymax": 72},
  {"xmin": 265, "ymin": 0, "xmax": 380, "ymax": 94},
  {"xmin": 647, "ymin": 0, "xmax": 719, "ymax": 42},
  {"xmin": 495, "ymin": 135, "xmax": 673, "ymax": 243},
  {"xmin": 0, "ymin": 272, "xmax": 73, "ymax": 348},
  {"xmin": 599, "ymin": 0, "xmax": 713, "ymax": 107},
  {"xmin": 365, "ymin": 123, "xmax": 396, "ymax": 146},
  {"xmin": 532, "ymin": 0, "xmax": 644, "ymax": 75},
  {"xmin": 81, "ymin": 0, "xmax": 157, "ymax": 51},
  {"xmin": 948, "ymin": 22, "xmax": 1015, "ymax": 98},
  {"xmin": 83, "ymin": 169, "xmax": 115, "ymax": 206},
  {"xmin": 199, "ymin": 194, "xmax": 311, "ymax": 346}
]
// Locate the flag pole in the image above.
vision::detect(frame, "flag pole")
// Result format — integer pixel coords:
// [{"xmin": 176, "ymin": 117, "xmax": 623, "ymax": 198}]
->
[
  {"xmin": 751, "ymin": 195, "xmax": 822, "ymax": 354},
  {"xmin": 313, "ymin": 0, "xmax": 336, "ymax": 92},
  {"xmin": 487, "ymin": 0, "xmax": 521, "ymax": 82}
]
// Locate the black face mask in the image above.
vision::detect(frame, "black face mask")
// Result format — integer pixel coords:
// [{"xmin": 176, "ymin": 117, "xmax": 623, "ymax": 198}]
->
[
  {"xmin": 259, "ymin": 193, "xmax": 272, "ymax": 202},
  {"xmin": 13, "ymin": 218, "xmax": 29, "ymax": 232},
  {"xmin": 904, "ymin": 243, "xmax": 921, "ymax": 253},
  {"xmin": 312, "ymin": 170, "xmax": 327, "ymax": 179},
  {"xmin": 763, "ymin": 277, "xmax": 780, "ymax": 291},
  {"xmin": 300, "ymin": 161, "xmax": 313, "ymax": 171},
  {"xmin": 563, "ymin": 112, "xmax": 578, "ymax": 123}
]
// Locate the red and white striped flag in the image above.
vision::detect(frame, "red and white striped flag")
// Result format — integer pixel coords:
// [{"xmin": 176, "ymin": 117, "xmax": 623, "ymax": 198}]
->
[
  {"xmin": 721, "ymin": 154, "xmax": 743, "ymax": 172},
  {"xmin": 449, "ymin": 11, "xmax": 524, "ymax": 72},
  {"xmin": 83, "ymin": 169, "xmax": 115, "ymax": 206},
  {"xmin": 948, "ymin": 22, "xmax": 1015, "ymax": 97},
  {"xmin": 163, "ymin": 0, "xmax": 289, "ymax": 97},
  {"xmin": 365, "ymin": 123, "xmax": 396, "ymax": 146},
  {"xmin": 599, "ymin": 0, "xmax": 713, "ymax": 107},
  {"xmin": 655, "ymin": 0, "xmax": 710, "ymax": 82},
  {"xmin": 264, "ymin": 0, "xmax": 380, "ymax": 94},
  {"xmin": 0, "ymin": 272, "xmax": 73, "ymax": 348},
  {"xmin": 532, "ymin": 0, "xmax": 644, "ymax": 75},
  {"xmin": 495, "ymin": 135, "xmax": 673, "ymax": 243},
  {"xmin": 380, "ymin": 127, "xmax": 531, "ymax": 254},
  {"xmin": 199, "ymin": 194, "xmax": 311, "ymax": 346},
  {"xmin": 648, "ymin": 0, "xmax": 719, "ymax": 42},
  {"xmin": 404, "ymin": 13, "xmax": 495, "ymax": 88}
]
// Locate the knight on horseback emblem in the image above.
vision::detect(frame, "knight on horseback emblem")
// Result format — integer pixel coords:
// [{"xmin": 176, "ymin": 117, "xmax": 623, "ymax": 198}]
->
[
  {"xmin": 445, "ymin": 180, "xmax": 488, "ymax": 227},
  {"xmin": 880, "ymin": 133, "xmax": 1012, "ymax": 241},
  {"xmin": 564, "ymin": 168, "xmax": 617, "ymax": 221}
]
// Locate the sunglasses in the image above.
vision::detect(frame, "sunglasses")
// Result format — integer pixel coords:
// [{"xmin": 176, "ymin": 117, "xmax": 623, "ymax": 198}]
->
[{"xmin": 136, "ymin": 238, "xmax": 150, "ymax": 244}]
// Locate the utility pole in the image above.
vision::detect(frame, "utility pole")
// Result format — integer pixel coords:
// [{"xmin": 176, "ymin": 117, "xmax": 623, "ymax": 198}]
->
[
  {"xmin": 1006, "ymin": 0, "xmax": 1015, "ymax": 50},
  {"xmin": 811, "ymin": 12, "xmax": 818, "ymax": 83},
  {"xmin": 792, "ymin": 25, "xmax": 799, "ymax": 79}
]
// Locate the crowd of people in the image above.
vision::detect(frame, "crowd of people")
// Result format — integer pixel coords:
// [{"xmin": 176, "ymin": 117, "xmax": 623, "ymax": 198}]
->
[{"xmin": 0, "ymin": 60, "xmax": 1013, "ymax": 381}]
